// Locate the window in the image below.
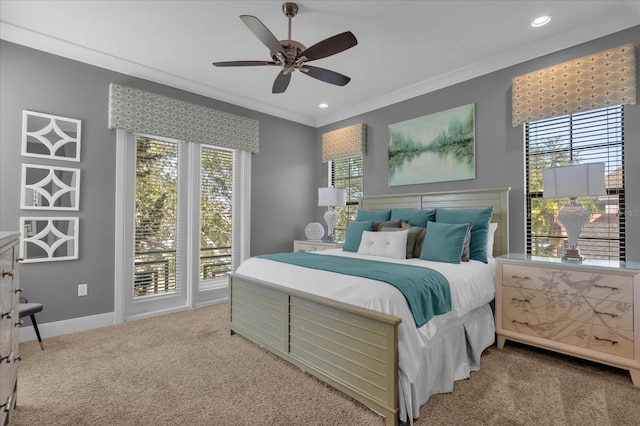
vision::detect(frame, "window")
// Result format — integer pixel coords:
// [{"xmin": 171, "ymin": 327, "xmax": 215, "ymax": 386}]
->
[
  {"xmin": 525, "ymin": 106, "xmax": 625, "ymax": 261},
  {"xmin": 115, "ymin": 129, "xmax": 250, "ymax": 321},
  {"xmin": 199, "ymin": 146, "xmax": 234, "ymax": 283},
  {"xmin": 134, "ymin": 136, "xmax": 180, "ymax": 297},
  {"xmin": 329, "ymin": 155, "xmax": 363, "ymax": 241}
]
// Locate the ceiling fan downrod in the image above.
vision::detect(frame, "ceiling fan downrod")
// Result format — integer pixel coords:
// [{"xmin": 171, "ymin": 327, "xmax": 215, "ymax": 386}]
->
[{"xmin": 283, "ymin": 2, "xmax": 298, "ymax": 40}]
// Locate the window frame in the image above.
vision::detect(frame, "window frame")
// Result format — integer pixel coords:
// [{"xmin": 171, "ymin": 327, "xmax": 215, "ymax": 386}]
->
[
  {"xmin": 525, "ymin": 105, "xmax": 625, "ymax": 261},
  {"xmin": 328, "ymin": 155, "xmax": 364, "ymax": 241},
  {"xmin": 114, "ymin": 129, "xmax": 251, "ymax": 322}
]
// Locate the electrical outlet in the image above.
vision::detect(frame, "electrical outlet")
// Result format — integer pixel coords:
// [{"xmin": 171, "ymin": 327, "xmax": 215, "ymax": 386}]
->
[{"xmin": 78, "ymin": 283, "xmax": 88, "ymax": 296}]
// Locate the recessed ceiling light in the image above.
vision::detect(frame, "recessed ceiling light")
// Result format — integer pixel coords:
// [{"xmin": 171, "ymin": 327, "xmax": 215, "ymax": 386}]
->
[
  {"xmin": 531, "ymin": 16, "xmax": 551, "ymax": 27},
  {"xmin": 319, "ymin": 103, "xmax": 329, "ymax": 109}
]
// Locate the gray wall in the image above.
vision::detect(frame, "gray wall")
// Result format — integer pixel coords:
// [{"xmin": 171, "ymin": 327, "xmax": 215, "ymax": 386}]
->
[
  {"xmin": 0, "ymin": 40, "xmax": 317, "ymax": 323},
  {"xmin": 316, "ymin": 26, "xmax": 640, "ymax": 261}
]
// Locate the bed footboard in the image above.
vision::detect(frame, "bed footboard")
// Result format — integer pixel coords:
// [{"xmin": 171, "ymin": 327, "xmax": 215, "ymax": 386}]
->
[{"xmin": 228, "ymin": 272, "xmax": 402, "ymax": 426}]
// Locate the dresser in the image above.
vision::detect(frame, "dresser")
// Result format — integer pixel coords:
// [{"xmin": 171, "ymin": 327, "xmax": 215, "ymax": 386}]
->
[
  {"xmin": 495, "ymin": 253, "xmax": 640, "ymax": 386},
  {"xmin": 1, "ymin": 232, "xmax": 21, "ymax": 425},
  {"xmin": 293, "ymin": 240, "xmax": 344, "ymax": 252}
]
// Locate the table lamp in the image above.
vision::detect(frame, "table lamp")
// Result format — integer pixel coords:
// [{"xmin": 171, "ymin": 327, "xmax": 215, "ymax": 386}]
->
[
  {"xmin": 318, "ymin": 187, "xmax": 346, "ymax": 242},
  {"xmin": 542, "ymin": 162, "xmax": 606, "ymax": 262}
]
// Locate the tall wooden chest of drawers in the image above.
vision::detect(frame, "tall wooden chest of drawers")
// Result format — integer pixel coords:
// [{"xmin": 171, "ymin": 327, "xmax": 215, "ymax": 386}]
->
[
  {"xmin": 1, "ymin": 232, "xmax": 21, "ymax": 425},
  {"xmin": 495, "ymin": 254, "xmax": 640, "ymax": 387}
]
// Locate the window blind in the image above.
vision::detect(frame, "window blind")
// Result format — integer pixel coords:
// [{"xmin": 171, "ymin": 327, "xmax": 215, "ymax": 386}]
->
[
  {"xmin": 134, "ymin": 136, "xmax": 180, "ymax": 297},
  {"xmin": 199, "ymin": 145, "xmax": 233, "ymax": 283},
  {"xmin": 330, "ymin": 155, "xmax": 364, "ymax": 241},
  {"xmin": 526, "ymin": 106, "xmax": 625, "ymax": 261}
]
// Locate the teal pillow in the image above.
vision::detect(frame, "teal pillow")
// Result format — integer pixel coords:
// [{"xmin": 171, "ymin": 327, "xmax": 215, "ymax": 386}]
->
[
  {"xmin": 389, "ymin": 208, "xmax": 436, "ymax": 228},
  {"xmin": 356, "ymin": 209, "xmax": 391, "ymax": 222},
  {"xmin": 343, "ymin": 220, "xmax": 374, "ymax": 252},
  {"xmin": 419, "ymin": 221, "xmax": 471, "ymax": 264},
  {"xmin": 435, "ymin": 207, "xmax": 494, "ymax": 263},
  {"xmin": 380, "ymin": 226, "xmax": 423, "ymax": 258}
]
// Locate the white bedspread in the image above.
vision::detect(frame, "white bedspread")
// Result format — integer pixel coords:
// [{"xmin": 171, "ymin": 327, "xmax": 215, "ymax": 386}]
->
[{"xmin": 234, "ymin": 249, "xmax": 496, "ymax": 421}]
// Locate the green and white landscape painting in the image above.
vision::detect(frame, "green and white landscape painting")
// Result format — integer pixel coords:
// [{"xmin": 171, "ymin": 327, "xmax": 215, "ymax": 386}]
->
[{"xmin": 388, "ymin": 103, "xmax": 476, "ymax": 186}]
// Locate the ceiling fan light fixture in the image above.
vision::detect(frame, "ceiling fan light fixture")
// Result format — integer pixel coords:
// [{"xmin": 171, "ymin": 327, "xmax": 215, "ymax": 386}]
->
[
  {"xmin": 531, "ymin": 15, "xmax": 551, "ymax": 27},
  {"xmin": 212, "ymin": 2, "xmax": 357, "ymax": 94}
]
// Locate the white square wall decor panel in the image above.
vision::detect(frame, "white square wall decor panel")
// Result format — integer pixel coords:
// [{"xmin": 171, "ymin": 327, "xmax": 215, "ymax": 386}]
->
[
  {"xmin": 22, "ymin": 110, "xmax": 81, "ymax": 161},
  {"xmin": 19, "ymin": 217, "xmax": 79, "ymax": 263},
  {"xmin": 20, "ymin": 164, "xmax": 81, "ymax": 210}
]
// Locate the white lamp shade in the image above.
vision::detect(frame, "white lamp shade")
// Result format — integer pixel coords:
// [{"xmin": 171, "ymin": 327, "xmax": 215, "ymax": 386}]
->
[
  {"xmin": 542, "ymin": 163, "xmax": 606, "ymax": 198},
  {"xmin": 318, "ymin": 187, "xmax": 347, "ymax": 206}
]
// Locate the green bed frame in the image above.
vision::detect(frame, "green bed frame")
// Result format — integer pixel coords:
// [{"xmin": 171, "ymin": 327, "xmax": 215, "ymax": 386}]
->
[{"xmin": 227, "ymin": 187, "xmax": 510, "ymax": 425}]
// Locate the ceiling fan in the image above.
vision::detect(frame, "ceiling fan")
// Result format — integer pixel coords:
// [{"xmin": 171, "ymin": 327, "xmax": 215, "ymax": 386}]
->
[{"xmin": 213, "ymin": 2, "xmax": 358, "ymax": 94}]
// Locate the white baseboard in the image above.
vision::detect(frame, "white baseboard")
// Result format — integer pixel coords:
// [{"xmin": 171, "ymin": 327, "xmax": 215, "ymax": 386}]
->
[
  {"xmin": 19, "ymin": 311, "xmax": 116, "ymax": 343},
  {"xmin": 19, "ymin": 297, "xmax": 229, "ymax": 343}
]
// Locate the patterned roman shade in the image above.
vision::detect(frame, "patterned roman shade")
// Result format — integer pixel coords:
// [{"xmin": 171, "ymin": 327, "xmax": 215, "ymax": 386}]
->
[
  {"xmin": 512, "ymin": 43, "xmax": 636, "ymax": 127},
  {"xmin": 108, "ymin": 83, "xmax": 259, "ymax": 153},
  {"xmin": 322, "ymin": 123, "xmax": 367, "ymax": 162}
]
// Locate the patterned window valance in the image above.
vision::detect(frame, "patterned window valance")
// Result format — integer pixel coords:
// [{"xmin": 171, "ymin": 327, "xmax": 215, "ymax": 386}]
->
[
  {"xmin": 108, "ymin": 83, "xmax": 259, "ymax": 153},
  {"xmin": 512, "ymin": 43, "xmax": 636, "ymax": 127},
  {"xmin": 322, "ymin": 123, "xmax": 367, "ymax": 162}
]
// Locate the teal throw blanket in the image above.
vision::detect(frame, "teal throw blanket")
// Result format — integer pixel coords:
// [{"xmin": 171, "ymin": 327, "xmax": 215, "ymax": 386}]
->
[{"xmin": 257, "ymin": 251, "xmax": 451, "ymax": 327}]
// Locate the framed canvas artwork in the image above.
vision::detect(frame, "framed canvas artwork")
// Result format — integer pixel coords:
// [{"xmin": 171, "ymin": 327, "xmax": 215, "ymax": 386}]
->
[{"xmin": 388, "ymin": 103, "xmax": 476, "ymax": 186}]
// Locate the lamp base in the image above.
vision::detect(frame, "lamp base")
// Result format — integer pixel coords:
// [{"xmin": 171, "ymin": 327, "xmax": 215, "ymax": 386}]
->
[
  {"xmin": 562, "ymin": 248, "xmax": 585, "ymax": 263},
  {"xmin": 557, "ymin": 198, "xmax": 591, "ymax": 263},
  {"xmin": 323, "ymin": 208, "xmax": 339, "ymax": 243}
]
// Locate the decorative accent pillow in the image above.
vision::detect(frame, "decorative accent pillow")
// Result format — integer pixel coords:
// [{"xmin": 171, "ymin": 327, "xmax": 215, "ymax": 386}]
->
[
  {"xmin": 435, "ymin": 206, "xmax": 494, "ymax": 263},
  {"xmin": 419, "ymin": 221, "xmax": 472, "ymax": 264},
  {"xmin": 357, "ymin": 230, "xmax": 409, "ymax": 259},
  {"xmin": 487, "ymin": 222, "xmax": 498, "ymax": 258},
  {"xmin": 380, "ymin": 226, "xmax": 423, "ymax": 258},
  {"xmin": 355, "ymin": 209, "xmax": 391, "ymax": 222},
  {"xmin": 343, "ymin": 220, "xmax": 374, "ymax": 252},
  {"xmin": 402, "ymin": 223, "xmax": 427, "ymax": 258},
  {"xmin": 461, "ymin": 222, "xmax": 474, "ymax": 262},
  {"xmin": 389, "ymin": 208, "xmax": 436, "ymax": 228},
  {"xmin": 373, "ymin": 219, "xmax": 403, "ymax": 232}
]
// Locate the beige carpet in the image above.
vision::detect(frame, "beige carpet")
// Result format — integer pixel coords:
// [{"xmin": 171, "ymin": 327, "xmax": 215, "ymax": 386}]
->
[{"xmin": 12, "ymin": 302, "xmax": 640, "ymax": 426}]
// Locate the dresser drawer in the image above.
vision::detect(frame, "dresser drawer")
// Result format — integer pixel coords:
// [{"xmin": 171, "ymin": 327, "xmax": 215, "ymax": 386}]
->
[
  {"xmin": 293, "ymin": 240, "xmax": 343, "ymax": 252},
  {"xmin": 502, "ymin": 285, "xmax": 634, "ymax": 331},
  {"xmin": 502, "ymin": 263, "xmax": 633, "ymax": 302},
  {"xmin": 502, "ymin": 302, "xmax": 634, "ymax": 359}
]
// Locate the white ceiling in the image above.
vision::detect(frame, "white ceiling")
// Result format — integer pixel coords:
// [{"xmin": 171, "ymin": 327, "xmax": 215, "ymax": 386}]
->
[{"xmin": 1, "ymin": 1, "xmax": 639, "ymax": 127}]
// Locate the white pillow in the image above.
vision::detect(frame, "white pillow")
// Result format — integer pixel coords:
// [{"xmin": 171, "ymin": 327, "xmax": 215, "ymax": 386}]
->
[
  {"xmin": 357, "ymin": 230, "xmax": 408, "ymax": 259},
  {"xmin": 487, "ymin": 222, "xmax": 498, "ymax": 258}
]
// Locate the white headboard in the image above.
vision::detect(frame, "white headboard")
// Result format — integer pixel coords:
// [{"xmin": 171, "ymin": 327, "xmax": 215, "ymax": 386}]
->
[{"xmin": 359, "ymin": 187, "xmax": 510, "ymax": 257}]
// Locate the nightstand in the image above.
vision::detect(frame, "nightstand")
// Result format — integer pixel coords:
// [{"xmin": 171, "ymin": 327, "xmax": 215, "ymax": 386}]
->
[
  {"xmin": 293, "ymin": 240, "xmax": 344, "ymax": 252},
  {"xmin": 495, "ymin": 253, "xmax": 640, "ymax": 387}
]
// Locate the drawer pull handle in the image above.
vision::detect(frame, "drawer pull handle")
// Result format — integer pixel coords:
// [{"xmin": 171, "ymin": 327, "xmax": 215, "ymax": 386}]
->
[
  {"xmin": 15, "ymin": 288, "xmax": 23, "ymax": 294},
  {"xmin": 512, "ymin": 275, "xmax": 531, "ymax": 280},
  {"xmin": 1, "ymin": 270, "xmax": 14, "ymax": 278},
  {"xmin": 594, "ymin": 336, "xmax": 618, "ymax": 345},
  {"xmin": 594, "ymin": 284, "xmax": 619, "ymax": 292},
  {"xmin": 511, "ymin": 297, "xmax": 530, "ymax": 303},
  {"xmin": 0, "ymin": 311, "xmax": 12, "ymax": 319},
  {"xmin": 512, "ymin": 320, "xmax": 529, "ymax": 326},
  {"xmin": 594, "ymin": 310, "xmax": 618, "ymax": 319}
]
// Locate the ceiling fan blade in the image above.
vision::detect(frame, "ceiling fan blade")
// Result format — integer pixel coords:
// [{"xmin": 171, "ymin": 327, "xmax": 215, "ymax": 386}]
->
[
  {"xmin": 272, "ymin": 70, "xmax": 292, "ymax": 94},
  {"xmin": 297, "ymin": 31, "xmax": 357, "ymax": 62},
  {"xmin": 300, "ymin": 65, "xmax": 351, "ymax": 86},
  {"xmin": 213, "ymin": 60, "xmax": 277, "ymax": 67},
  {"xmin": 240, "ymin": 15, "xmax": 285, "ymax": 57}
]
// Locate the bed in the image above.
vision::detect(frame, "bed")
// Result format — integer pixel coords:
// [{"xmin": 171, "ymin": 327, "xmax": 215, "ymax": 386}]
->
[{"xmin": 228, "ymin": 187, "xmax": 510, "ymax": 425}]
